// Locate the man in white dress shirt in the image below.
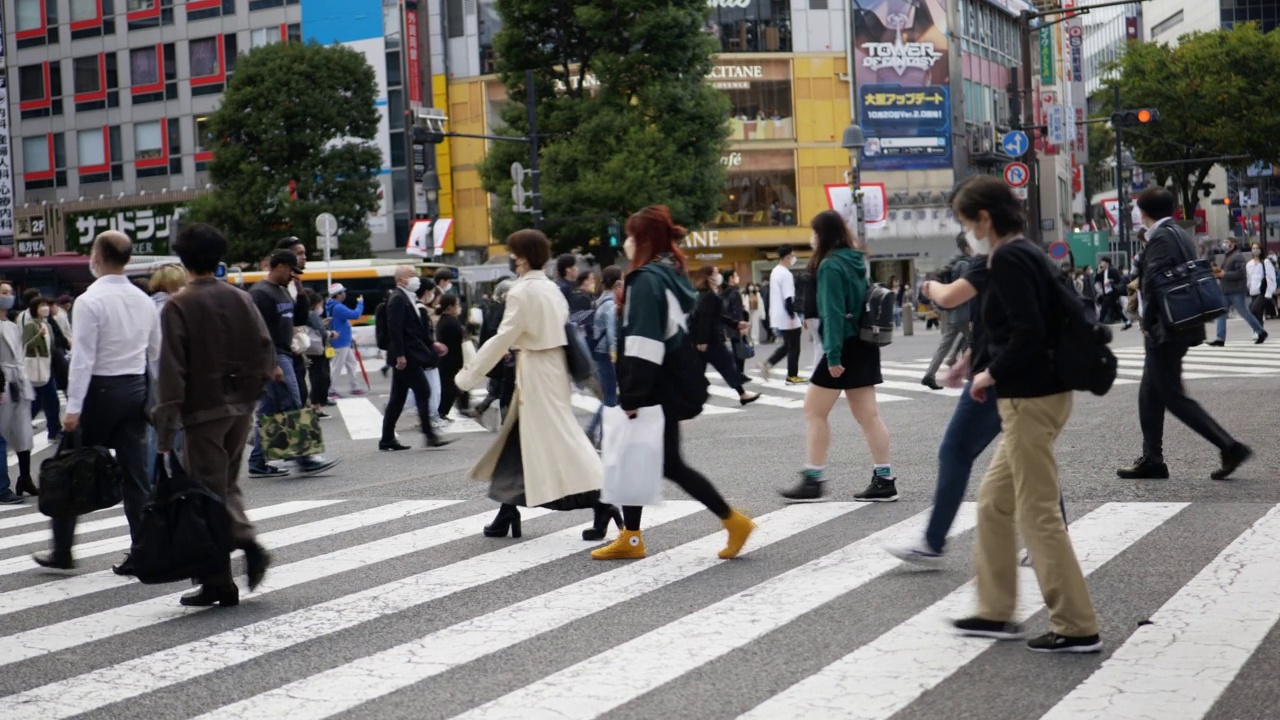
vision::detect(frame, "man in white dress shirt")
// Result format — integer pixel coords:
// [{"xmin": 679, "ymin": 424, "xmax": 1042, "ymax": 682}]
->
[
  {"xmin": 761, "ymin": 244, "xmax": 804, "ymax": 383},
  {"xmin": 33, "ymin": 231, "xmax": 161, "ymax": 572}
]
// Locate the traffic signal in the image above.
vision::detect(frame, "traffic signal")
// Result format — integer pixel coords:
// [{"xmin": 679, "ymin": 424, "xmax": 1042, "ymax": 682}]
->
[
  {"xmin": 412, "ymin": 125, "xmax": 445, "ymax": 144},
  {"xmin": 1111, "ymin": 108, "xmax": 1160, "ymax": 127},
  {"xmin": 606, "ymin": 219, "xmax": 621, "ymax": 247},
  {"xmin": 1211, "ymin": 197, "xmax": 1232, "ymax": 206}
]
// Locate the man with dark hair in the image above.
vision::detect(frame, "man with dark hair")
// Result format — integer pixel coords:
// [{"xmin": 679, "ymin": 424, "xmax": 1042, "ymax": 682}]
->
[
  {"xmin": 33, "ymin": 231, "xmax": 159, "ymax": 572},
  {"xmin": 381, "ymin": 265, "xmax": 452, "ymax": 450},
  {"xmin": 1118, "ymin": 186, "xmax": 1252, "ymax": 481},
  {"xmin": 275, "ymin": 237, "xmax": 313, "ymax": 405},
  {"xmin": 762, "ymin": 244, "xmax": 804, "ymax": 383},
  {"xmin": 245, "ymin": 251, "xmax": 338, "ymax": 478},
  {"xmin": 155, "ymin": 223, "xmax": 276, "ymax": 606},
  {"xmin": 921, "ymin": 234, "xmax": 973, "ymax": 389},
  {"xmin": 554, "ymin": 253, "xmax": 579, "ymax": 303},
  {"xmin": 433, "ymin": 267, "xmax": 455, "ymax": 296}
]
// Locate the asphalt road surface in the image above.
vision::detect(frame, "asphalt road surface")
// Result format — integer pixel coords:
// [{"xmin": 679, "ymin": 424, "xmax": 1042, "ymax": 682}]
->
[{"xmin": 0, "ymin": 317, "xmax": 1277, "ymax": 720}]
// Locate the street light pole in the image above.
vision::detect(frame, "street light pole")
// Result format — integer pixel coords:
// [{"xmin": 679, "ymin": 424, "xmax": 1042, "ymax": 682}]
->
[
  {"xmin": 423, "ymin": 170, "xmax": 441, "ymax": 258},
  {"xmin": 840, "ymin": 124, "xmax": 866, "ymax": 242}
]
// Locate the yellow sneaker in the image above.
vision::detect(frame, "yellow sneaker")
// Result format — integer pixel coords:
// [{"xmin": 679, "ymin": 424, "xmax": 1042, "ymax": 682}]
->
[
  {"xmin": 719, "ymin": 509, "xmax": 756, "ymax": 559},
  {"xmin": 591, "ymin": 529, "xmax": 646, "ymax": 560}
]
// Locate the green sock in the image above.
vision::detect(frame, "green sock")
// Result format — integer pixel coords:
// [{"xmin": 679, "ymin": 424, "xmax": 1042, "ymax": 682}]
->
[
  {"xmin": 803, "ymin": 466, "xmax": 823, "ymax": 480},
  {"xmin": 874, "ymin": 464, "xmax": 893, "ymax": 478}
]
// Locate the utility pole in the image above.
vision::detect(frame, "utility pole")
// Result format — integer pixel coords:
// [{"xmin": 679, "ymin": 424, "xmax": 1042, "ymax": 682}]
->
[
  {"xmin": 1019, "ymin": 10, "xmax": 1042, "ymax": 238},
  {"xmin": 1114, "ymin": 84, "xmax": 1128, "ymax": 258},
  {"xmin": 524, "ymin": 69, "xmax": 543, "ymax": 230}
]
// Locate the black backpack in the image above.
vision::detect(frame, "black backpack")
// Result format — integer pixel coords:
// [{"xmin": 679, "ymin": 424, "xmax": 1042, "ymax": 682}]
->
[
  {"xmin": 858, "ymin": 284, "xmax": 897, "ymax": 346},
  {"xmin": 374, "ymin": 302, "xmax": 389, "ymax": 351},
  {"xmin": 569, "ymin": 308, "xmax": 596, "ymax": 349},
  {"xmin": 934, "ymin": 253, "xmax": 971, "ymax": 285},
  {"xmin": 1041, "ymin": 254, "xmax": 1118, "ymax": 396},
  {"xmin": 794, "ymin": 270, "xmax": 818, "ymax": 318}
]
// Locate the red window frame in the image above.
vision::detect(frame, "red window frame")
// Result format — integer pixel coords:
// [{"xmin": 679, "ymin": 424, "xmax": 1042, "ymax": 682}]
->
[
  {"xmin": 131, "ymin": 45, "xmax": 165, "ymax": 95},
  {"xmin": 78, "ymin": 127, "xmax": 111, "ymax": 175},
  {"xmin": 187, "ymin": 0, "xmax": 220, "ymax": 10},
  {"xmin": 74, "ymin": 54, "xmax": 108, "ymax": 104},
  {"xmin": 279, "ymin": 23, "xmax": 288, "ymax": 42},
  {"xmin": 189, "ymin": 36, "xmax": 226, "ymax": 87},
  {"xmin": 127, "ymin": 0, "xmax": 161, "ymax": 23},
  {"xmin": 135, "ymin": 121, "xmax": 169, "ymax": 169},
  {"xmin": 70, "ymin": 0, "xmax": 103, "ymax": 31},
  {"xmin": 19, "ymin": 64, "xmax": 51, "ymax": 112},
  {"xmin": 26, "ymin": 133, "xmax": 56, "ymax": 181},
  {"xmin": 16, "ymin": 0, "xmax": 49, "ymax": 41}
]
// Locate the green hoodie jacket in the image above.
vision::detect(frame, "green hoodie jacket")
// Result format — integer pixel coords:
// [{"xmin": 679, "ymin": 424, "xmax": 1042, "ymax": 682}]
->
[
  {"xmin": 816, "ymin": 247, "xmax": 868, "ymax": 367},
  {"xmin": 618, "ymin": 256, "xmax": 701, "ymax": 412}
]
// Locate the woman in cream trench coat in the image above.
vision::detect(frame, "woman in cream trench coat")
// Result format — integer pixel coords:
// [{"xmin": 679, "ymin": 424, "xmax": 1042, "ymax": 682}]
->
[{"xmin": 455, "ymin": 229, "xmax": 621, "ymax": 542}]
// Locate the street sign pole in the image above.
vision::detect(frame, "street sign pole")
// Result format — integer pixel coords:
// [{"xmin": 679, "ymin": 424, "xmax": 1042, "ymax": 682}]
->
[{"xmin": 315, "ymin": 212, "xmax": 338, "ymax": 290}]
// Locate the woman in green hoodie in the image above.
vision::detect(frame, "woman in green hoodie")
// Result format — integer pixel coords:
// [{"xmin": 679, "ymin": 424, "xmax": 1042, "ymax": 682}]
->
[{"xmin": 780, "ymin": 210, "xmax": 896, "ymax": 504}]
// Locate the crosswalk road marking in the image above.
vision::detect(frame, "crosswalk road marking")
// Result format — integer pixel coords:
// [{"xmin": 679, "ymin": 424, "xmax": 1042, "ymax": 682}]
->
[
  {"xmin": 2, "ymin": 498, "xmax": 1280, "ymax": 718},
  {"xmin": 336, "ymin": 395, "xmax": 490, "ymax": 443}
]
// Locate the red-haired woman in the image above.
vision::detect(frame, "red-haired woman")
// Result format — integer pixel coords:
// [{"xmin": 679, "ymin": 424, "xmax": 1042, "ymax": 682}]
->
[{"xmin": 591, "ymin": 206, "xmax": 756, "ymax": 561}]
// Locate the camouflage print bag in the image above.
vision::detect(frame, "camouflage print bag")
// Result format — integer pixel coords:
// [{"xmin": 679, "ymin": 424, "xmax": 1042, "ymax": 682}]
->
[{"xmin": 258, "ymin": 385, "xmax": 325, "ymax": 461}]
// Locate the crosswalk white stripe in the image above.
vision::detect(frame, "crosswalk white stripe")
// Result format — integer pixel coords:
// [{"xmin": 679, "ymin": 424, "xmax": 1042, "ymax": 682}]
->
[
  {"xmin": 453, "ymin": 505, "xmax": 981, "ymax": 720},
  {"xmin": 334, "ymin": 397, "xmax": 384, "ymax": 440},
  {"xmin": 738, "ymin": 502, "xmax": 1188, "ymax": 720},
  {"xmin": 0, "ymin": 500, "xmax": 460, "ymax": 617},
  {"xmin": 1114, "ymin": 357, "xmax": 1275, "ymax": 374},
  {"xmin": 878, "ymin": 380, "xmax": 962, "ymax": 397},
  {"xmin": 1126, "ymin": 349, "xmax": 1280, "ymax": 366},
  {"xmin": 197, "ymin": 502, "xmax": 869, "ymax": 720},
  {"xmin": 0, "ymin": 500, "xmax": 341, "ymax": 578},
  {"xmin": 0, "ymin": 507, "xmax": 559, "ymax": 668},
  {"xmin": 0, "ymin": 505, "xmax": 26, "ymax": 512},
  {"xmin": 0, "ymin": 513, "xmax": 132, "ymax": 552},
  {"xmin": 706, "ymin": 384, "xmax": 801, "ymax": 409},
  {"xmin": 7, "ymin": 435, "xmax": 52, "ymax": 468},
  {"xmin": 0, "ymin": 506, "xmax": 114, "ymax": 532},
  {"xmin": 0, "ymin": 503, "xmax": 704, "ymax": 720},
  {"xmin": 1041, "ymin": 504, "xmax": 1280, "ymax": 720},
  {"xmin": 747, "ymin": 374, "xmax": 912, "ymax": 403}
]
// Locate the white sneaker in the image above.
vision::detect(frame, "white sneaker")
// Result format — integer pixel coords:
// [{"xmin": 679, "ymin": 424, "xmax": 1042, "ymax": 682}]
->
[
  {"xmin": 887, "ymin": 540, "xmax": 944, "ymax": 569},
  {"xmin": 1019, "ymin": 549, "xmax": 1033, "ymax": 567},
  {"xmin": 758, "ymin": 362, "xmax": 774, "ymax": 381}
]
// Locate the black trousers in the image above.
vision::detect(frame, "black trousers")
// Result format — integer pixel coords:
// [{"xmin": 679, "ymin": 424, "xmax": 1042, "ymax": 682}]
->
[
  {"xmin": 51, "ymin": 375, "xmax": 149, "ymax": 556},
  {"xmin": 623, "ymin": 417, "xmax": 730, "ymax": 530},
  {"xmin": 1139, "ymin": 343, "xmax": 1234, "ymax": 462},
  {"xmin": 307, "ymin": 355, "xmax": 331, "ymax": 406},
  {"xmin": 701, "ymin": 341, "xmax": 744, "ymax": 394},
  {"xmin": 382, "ymin": 362, "xmax": 438, "ymax": 443},
  {"xmin": 439, "ymin": 367, "xmax": 460, "ymax": 419},
  {"xmin": 766, "ymin": 327, "xmax": 802, "ymax": 378}
]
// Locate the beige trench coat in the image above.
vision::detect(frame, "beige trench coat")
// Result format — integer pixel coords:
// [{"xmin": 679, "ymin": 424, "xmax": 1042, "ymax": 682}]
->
[{"xmin": 455, "ymin": 271, "xmax": 603, "ymax": 507}]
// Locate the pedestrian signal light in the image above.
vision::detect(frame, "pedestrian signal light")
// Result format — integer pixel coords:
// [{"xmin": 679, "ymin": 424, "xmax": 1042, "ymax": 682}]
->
[
  {"xmin": 412, "ymin": 126, "xmax": 445, "ymax": 145},
  {"xmin": 1111, "ymin": 108, "xmax": 1161, "ymax": 127},
  {"xmin": 606, "ymin": 219, "xmax": 622, "ymax": 247},
  {"xmin": 1211, "ymin": 198, "xmax": 1232, "ymax": 206}
]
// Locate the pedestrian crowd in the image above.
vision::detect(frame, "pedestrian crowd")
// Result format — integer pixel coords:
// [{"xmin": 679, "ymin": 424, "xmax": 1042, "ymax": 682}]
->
[{"xmin": 2, "ymin": 179, "xmax": 1258, "ymax": 649}]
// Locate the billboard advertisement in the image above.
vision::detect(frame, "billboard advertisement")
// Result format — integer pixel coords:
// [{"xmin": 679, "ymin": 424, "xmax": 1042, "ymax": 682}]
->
[{"xmin": 855, "ymin": 0, "xmax": 951, "ymax": 171}]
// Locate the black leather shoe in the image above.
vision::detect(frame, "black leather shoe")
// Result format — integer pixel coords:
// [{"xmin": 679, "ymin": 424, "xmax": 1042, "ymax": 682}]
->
[
  {"xmin": 31, "ymin": 551, "xmax": 75, "ymax": 571},
  {"xmin": 15, "ymin": 475, "xmax": 37, "ymax": 496},
  {"xmin": 243, "ymin": 543, "xmax": 272, "ymax": 591},
  {"xmin": 483, "ymin": 504, "xmax": 521, "ymax": 538},
  {"xmin": 379, "ymin": 440, "xmax": 411, "ymax": 451},
  {"xmin": 426, "ymin": 436, "xmax": 455, "ymax": 449},
  {"xmin": 1117, "ymin": 457, "xmax": 1170, "ymax": 480},
  {"xmin": 112, "ymin": 555, "xmax": 136, "ymax": 576},
  {"xmin": 921, "ymin": 376, "xmax": 942, "ymax": 391},
  {"xmin": 1211, "ymin": 443, "xmax": 1253, "ymax": 481},
  {"xmin": 583, "ymin": 504, "xmax": 623, "ymax": 541},
  {"xmin": 180, "ymin": 584, "xmax": 239, "ymax": 607}
]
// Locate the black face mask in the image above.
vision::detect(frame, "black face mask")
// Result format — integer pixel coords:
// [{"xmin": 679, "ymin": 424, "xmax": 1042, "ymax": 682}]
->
[{"xmin": 508, "ymin": 257, "xmax": 519, "ymax": 274}]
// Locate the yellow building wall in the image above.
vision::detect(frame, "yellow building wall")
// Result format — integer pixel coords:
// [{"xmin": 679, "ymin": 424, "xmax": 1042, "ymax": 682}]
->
[
  {"xmin": 790, "ymin": 56, "xmax": 856, "ymax": 236},
  {"xmin": 431, "ymin": 74, "xmax": 455, "ymax": 224},
  {"xmin": 443, "ymin": 77, "xmax": 493, "ymax": 250}
]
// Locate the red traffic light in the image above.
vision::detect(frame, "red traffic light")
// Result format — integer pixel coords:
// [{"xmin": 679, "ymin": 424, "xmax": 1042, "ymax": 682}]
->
[{"xmin": 1136, "ymin": 109, "xmax": 1152, "ymax": 123}]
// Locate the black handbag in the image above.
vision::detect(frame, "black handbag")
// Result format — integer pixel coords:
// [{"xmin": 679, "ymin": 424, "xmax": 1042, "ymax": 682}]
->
[
  {"xmin": 131, "ymin": 455, "xmax": 233, "ymax": 585},
  {"xmin": 1148, "ymin": 229, "xmax": 1228, "ymax": 332},
  {"xmin": 564, "ymin": 320, "xmax": 597, "ymax": 384},
  {"xmin": 734, "ymin": 335, "xmax": 756, "ymax": 360},
  {"xmin": 37, "ymin": 431, "xmax": 122, "ymax": 518}
]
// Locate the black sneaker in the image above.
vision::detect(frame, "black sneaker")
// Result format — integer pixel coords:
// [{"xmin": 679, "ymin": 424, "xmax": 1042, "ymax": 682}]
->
[
  {"xmin": 1116, "ymin": 457, "xmax": 1169, "ymax": 480},
  {"xmin": 248, "ymin": 465, "xmax": 290, "ymax": 479},
  {"xmin": 855, "ymin": 476, "xmax": 898, "ymax": 502},
  {"xmin": 1026, "ymin": 631, "xmax": 1102, "ymax": 653},
  {"xmin": 296, "ymin": 458, "xmax": 340, "ymax": 476},
  {"xmin": 0, "ymin": 490, "xmax": 23, "ymax": 505},
  {"xmin": 1256, "ymin": 331, "xmax": 1269, "ymax": 345},
  {"xmin": 952, "ymin": 616, "xmax": 1024, "ymax": 640},
  {"xmin": 780, "ymin": 474, "xmax": 824, "ymax": 503},
  {"xmin": 1211, "ymin": 442, "xmax": 1253, "ymax": 481},
  {"xmin": 921, "ymin": 376, "xmax": 942, "ymax": 390},
  {"xmin": 1207, "ymin": 339, "xmax": 1225, "ymax": 347}
]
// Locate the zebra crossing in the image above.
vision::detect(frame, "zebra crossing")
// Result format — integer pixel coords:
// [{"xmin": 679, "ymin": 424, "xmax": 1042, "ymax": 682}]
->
[
  {"xmin": 1111, "ymin": 339, "xmax": 1280, "ymax": 379},
  {"xmin": 2, "ymin": 497, "xmax": 1280, "ymax": 718}
]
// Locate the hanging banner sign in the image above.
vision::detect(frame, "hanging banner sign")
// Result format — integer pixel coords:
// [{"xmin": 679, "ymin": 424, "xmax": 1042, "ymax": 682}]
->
[
  {"xmin": 1039, "ymin": 28, "xmax": 1055, "ymax": 86},
  {"xmin": 404, "ymin": 3, "xmax": 422, "ymax": 106},
  {"xmin": 64, "ymin": 203, "xmax": 187, "ymax": 256},
  {"xmin": 824, "ymin": 183, "xmax": 889, "ymax": 234},
  {"xmin": 0, "ymin": 75, "xmax": 14, "ymax": 248}
]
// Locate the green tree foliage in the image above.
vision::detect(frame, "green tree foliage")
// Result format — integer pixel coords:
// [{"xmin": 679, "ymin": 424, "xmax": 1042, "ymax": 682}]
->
[
  {"xmin": 188, "ymin": 42, "xmax": 383, "ymax": 263},
  {"xmin": 1083, "ymin": 113, "xmax": 1115, "ymax": 215},
  {"xmin": 479, "ymin": 0, "xmax": 730, "ymax": 252},
  {"xmin": 1111, "ymin": 24, "xmax": 1280, "ymax": 213}
]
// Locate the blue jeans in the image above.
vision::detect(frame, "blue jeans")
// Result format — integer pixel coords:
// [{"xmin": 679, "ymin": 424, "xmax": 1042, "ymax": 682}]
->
[
  {"xmin": 31, "ymin": 380, "xmax": 61, "ymax": 439},
  {"xmin": 586, "ymin": 351, "xmax": 617, "ymax": 439},
  {"xmin": 249, "ymin": 352, "xmax": 306, "ymax": 469},
  {"xmin": 1216, "ymin": 292, "xmax": 1265, "ymax": 339},
  {"xmin": 924, "ymin": 381, "xmax": 1067, "ymax": 553}
]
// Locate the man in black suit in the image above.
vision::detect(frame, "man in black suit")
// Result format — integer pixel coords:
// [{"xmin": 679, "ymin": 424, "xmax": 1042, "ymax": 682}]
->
[
  {"xmin": 1118, "ymin": 187, "xmax": 1252, "ymax": 481},
  {"xmin": 381, "ymin": 265, "xmax": 453, "ymax": 450}
]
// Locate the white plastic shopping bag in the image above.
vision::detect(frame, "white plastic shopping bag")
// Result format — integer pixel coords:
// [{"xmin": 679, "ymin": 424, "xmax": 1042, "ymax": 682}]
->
[{"xmin": 600, "ymin": 405, "xmax": 665, "ymax": 506}]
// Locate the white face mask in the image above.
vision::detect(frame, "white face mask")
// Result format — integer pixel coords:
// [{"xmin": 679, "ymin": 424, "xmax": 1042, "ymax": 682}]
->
[
  {"xmin": 964, "ymin": 229, "xmax": 991, "ymax": 255},
  {"xmin": 405, "ymin": 277, "xmax": 421, "ymax": 294},
  {"xmin": 623, "ymin": 236, "xmax": 636, "ymax": 261}
]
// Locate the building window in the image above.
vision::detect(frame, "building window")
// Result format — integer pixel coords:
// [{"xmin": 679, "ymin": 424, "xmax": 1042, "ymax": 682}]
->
[
  {"xmin": 709, "ymin": 150, "xmax": 797, "ymax": 228},
  {"xmin": 78, "ymin": 128, "xmax": 106, "ymax": 167},
  {"xmin": 187, "ymin": 0, "xmax": 231, "ymax": 20},
  {"xmin": 248, "ymin": 0, "xmax": 284, "ymax": 10},
  {"xmin": 249, "ymin": 27, "xmax": 275, "ymax": 49},
  {"xmin": 716, "ymin": 60, "xmax": 793, "ymax": 142},
  {"xmin": 128, "ymin": 0, "xmax": 173, "ymax": 30},
  {"xmin": 128, "ymin": 0, "xmax": 155, "ymax": 10},
  {"xmin": 190, "ymin": 37, "xmax": 220, "ymax": 77},
  {"xmin": 23, "ymin": 133, "xmax": 66, "ymax": 189},
  {"xmin": 195, "ymin": 115, "xmax": 213, "ymax": 167},
  {"xmin": 16, "ymin": 0, "xmax": 44, "ymax": 32},
  {"xmin": 136, "ymin": 121, "xmax": 164, "ymax": 160},
  {"xmin": 71, "ymin": 0, "xmax": 98, "ymax": 22},
  {"xmin": 131, "ymin": 47, "xmax": 160, "ymax": 86},
  {"xmin": 23, "ymin": 136, "xmax": 51, "ymax": 174},
  {"xmin": 74, "ymin": 53, "xmax": 122, "ymax": 111},
  {"xmin": 189, "ymin": 35, "xmax": 235, "ymax": 95},
  {"xmin": 18, "ymin": 65, "xmax": 46, "ymax": 104},
  {"xmin": 18, "ymin": 62, "xmax": 62, "ymax": 119},
  {"xmin": 286, "ymin": 23, "xmax": 302, "ymax": 42},
  {"xmin": 70, "ymin": 0, "xmax": 114, "ymax": 39},
  {"xmin": 73, "ymin": 56, "xmax": 101, "ymax": 96},
  {"xmin": 16, "ymin": 0, "xmax": 58, "ymax": 48},
  {"xmin": 707, "ymin": 0, "xmax": 790, "ymax": 53}
]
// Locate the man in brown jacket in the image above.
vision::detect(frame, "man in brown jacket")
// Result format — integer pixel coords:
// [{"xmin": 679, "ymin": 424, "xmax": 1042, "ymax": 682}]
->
[{"xmin": 153, "ymin": 223, "xmax": 277, "ymax": 607}]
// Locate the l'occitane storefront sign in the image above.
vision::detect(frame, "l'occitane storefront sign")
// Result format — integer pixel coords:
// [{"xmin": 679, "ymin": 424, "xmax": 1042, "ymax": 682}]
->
[{"xmin": 681, "ymin": 226, "xmax": 811, "ymax": 249}]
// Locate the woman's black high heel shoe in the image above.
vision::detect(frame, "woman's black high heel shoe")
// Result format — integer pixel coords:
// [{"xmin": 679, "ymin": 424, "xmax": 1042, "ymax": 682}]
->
[
  {"xmin": 483, "ymin": 504, "xmax": 521, "ymax": 538},
  {"xmin": 582, "ymin": 504, "xmax": 623, "ymax": 541}
]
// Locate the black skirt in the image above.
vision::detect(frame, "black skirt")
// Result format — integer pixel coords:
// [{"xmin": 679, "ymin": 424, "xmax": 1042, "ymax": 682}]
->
[
  {"xmin": 810, "ymin": 335, "xmax": 882, "ymax": 390},
  {"xmin": 490, "ymin": 420, "xmax": 600, "ymax": 511}
]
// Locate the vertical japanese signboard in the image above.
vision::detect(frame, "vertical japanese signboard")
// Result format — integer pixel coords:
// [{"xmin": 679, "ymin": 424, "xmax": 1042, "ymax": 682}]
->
[
  {"xmin": 855, "ymin": 0, "xmax": 950, "ymax": 171},
  {"xmin": 1039, "ymin": 28, "xmax": 1055, "ymax": 86},
  {"xmin": 404, "ymin": 2, "xmax": 421, "ymax": 106},
  {"xmin": 64, "ymin": 204, "xmax": 187, "ymax": 255},
  {"xmin": 0, "ymin": 14, "xmax": 14, "ymax": 248}
]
